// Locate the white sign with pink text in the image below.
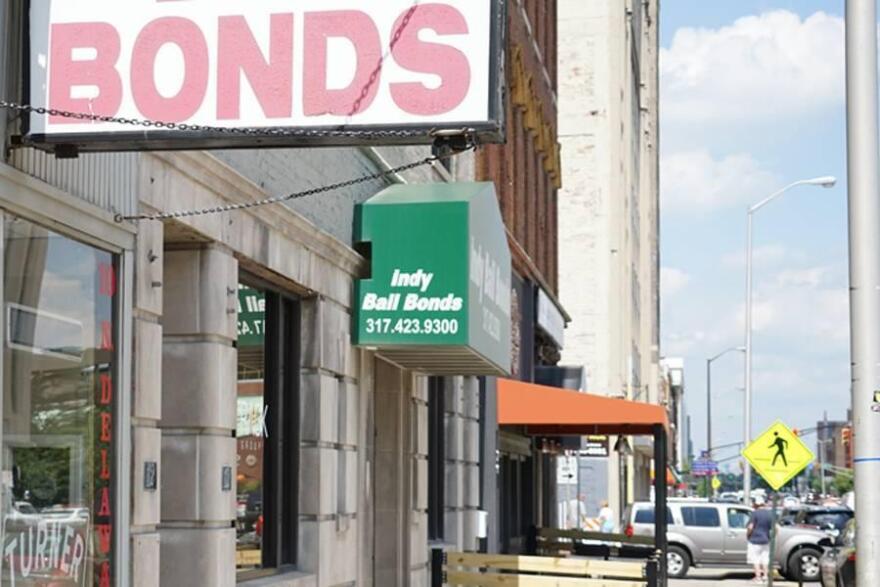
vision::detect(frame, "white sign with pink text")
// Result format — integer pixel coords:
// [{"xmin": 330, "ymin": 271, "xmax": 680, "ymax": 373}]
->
[{"xmin": 26, "ymin": 0, "xmax": 503, "ymax": 150}]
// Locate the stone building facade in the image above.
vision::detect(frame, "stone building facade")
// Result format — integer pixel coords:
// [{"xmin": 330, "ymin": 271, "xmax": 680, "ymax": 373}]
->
[
  {"xmin": 0, "ymin": 1, "xmax": 563, "ymax": 586},
  {"xmin": 557, "ymin": 0, "xmax": 661, "ymax": 514}
]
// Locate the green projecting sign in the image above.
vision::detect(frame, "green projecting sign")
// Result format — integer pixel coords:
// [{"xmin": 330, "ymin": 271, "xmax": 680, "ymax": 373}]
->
[{"xmin": 353, "ymin": 182, "xmax": 512, "ymax": 376}]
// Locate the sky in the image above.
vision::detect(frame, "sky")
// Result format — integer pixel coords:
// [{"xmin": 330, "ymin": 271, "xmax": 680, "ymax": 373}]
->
[{"xmin": 658, "ymin": 1, "xmax": 851, "ymax": 471}]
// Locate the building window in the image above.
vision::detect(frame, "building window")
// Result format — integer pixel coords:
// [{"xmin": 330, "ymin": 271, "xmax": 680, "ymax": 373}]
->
[
  {"xmin": 2, "ymin": 215, "xmax": 118, "ymax": 586},
  {"xmin": 427, "ymin": 377, "xmax": 445, "ymax": 541},
  {"xmin": 236, "ymin": 282, "xmax": 300, "ymax": 578}
]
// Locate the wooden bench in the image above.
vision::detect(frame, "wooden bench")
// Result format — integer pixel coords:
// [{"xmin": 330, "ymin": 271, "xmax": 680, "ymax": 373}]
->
[
  {"xmin": 432, "ymin": 550, "xmax": 658, "ymax": 587},
  {"xmin": 528, "ymin": 527, "xmax": 657, "ymax": 562}
]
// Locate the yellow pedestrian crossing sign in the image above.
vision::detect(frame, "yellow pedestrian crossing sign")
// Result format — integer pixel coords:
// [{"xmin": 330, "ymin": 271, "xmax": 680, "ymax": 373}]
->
[
  {"xmin": 742, "ymin": 421, "xmax": 815, "ymax": 491},
  {"xmin": 711, "ymin": 476, "xmax": 722, "ymax": 491}
]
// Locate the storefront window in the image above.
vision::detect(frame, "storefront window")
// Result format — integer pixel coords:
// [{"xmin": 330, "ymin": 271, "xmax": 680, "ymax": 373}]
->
[
  {"xmin": 236, "ymin": 285, "xmax": 266, "ymax": 573},
  {"xmin": 3, "ymin": 216, "xmax": 117, "ymax": 587},
  {"xmin": 236, "ymin": 282, "xmax": 299, "ymax": 579}
]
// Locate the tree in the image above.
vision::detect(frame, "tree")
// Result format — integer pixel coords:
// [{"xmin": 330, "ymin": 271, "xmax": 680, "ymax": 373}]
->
[{"xmin": 830, "ymin": 472, "xmax": 854, "ymax": 496}]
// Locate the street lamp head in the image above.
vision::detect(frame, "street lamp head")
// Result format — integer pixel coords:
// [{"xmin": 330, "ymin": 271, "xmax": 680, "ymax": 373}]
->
[
  {"xmin": 804, "ymin": 176, "xmax": 837, "ymax": 188},
  {"xmin": 735, "ymin": 346, "xmax": 746, "ymax": 352}
]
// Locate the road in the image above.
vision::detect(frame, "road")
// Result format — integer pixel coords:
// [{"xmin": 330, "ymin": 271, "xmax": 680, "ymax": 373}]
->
[{"xmin": 670, "ymin": 567, "xmax": 804, "ymax": 586}]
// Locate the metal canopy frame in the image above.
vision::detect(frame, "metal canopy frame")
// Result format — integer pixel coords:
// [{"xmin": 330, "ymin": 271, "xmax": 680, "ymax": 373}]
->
[{"xmin": 496, "ymin": 378, "xmax": 669, "ymax": 586}]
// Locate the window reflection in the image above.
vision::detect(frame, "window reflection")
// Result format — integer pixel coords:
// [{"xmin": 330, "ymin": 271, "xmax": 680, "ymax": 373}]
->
[
  {"xmin": 236, "ymin": 286, "xmax": 265, "ymax": 573},
  {"xmin": 3, "ymin": 216, "xmax": 116, "ymax": 586}
]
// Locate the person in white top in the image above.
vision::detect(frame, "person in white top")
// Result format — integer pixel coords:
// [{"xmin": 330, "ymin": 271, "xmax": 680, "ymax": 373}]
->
[{"xmin": 598, "ymin": 500, "xmax": 615, "ymax": 533}]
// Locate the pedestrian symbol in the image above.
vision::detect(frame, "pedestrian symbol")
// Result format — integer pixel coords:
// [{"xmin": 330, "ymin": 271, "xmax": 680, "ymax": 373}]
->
[
  {"xmin": 770, "ymin": 432, "xmax": 788, "ymax": 467},
  {"xmin": 742, "ymin": 421, "xmax": 815, "ymax": 491}
]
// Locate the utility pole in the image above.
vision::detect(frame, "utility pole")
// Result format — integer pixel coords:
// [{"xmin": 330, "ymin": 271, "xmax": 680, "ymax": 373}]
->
[
  {"xmin": 845, "ymin": 0, "xmax": 880, "ymax": 584},
  {"xmin": 819, "ymin": 420, "xmax": 827, "ymax": 497},
  {"xmin": 707, "ymin": 359, "xmax": 713, "ymax": 458},
  {"xmin": 820, "ymin": 413, "xmax": 829, "ymax": 497}
]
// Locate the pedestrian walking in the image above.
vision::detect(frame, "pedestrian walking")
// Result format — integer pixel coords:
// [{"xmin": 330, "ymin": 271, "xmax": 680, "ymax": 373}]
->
[
  {"xmin": 746, "ymin": 496, "xmax": 774, "ymax": 583},
  {"xmin": 598, "ymin": 500, "xmax": 615, "ymax": 533}
]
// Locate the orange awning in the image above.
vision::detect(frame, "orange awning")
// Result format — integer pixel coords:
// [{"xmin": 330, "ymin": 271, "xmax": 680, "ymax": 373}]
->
[{"xmin": 497, "ymin": 378, "xmax": 669, "ymax": 436}]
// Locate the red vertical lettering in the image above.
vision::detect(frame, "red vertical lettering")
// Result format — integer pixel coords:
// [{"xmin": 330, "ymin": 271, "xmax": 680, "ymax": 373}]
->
[
  {"xmin": 97, "ymin": 525, "xmax": 112, "ymax": 555},
  {"xmin": 101, "ymin": 321, "xmax": 114, "ymax": 351},
  {"xmin": 101, "ymin": 413, "xmax": 112, "ymax": 443},
  {"xmin": 49, "ymin": 23, "xmax": 123, "ymax": 124},
  {"xmin": 217, "ymin": 14, "xmax": 294, "ymax": 120},
  {"xmin": 303, "ymin": 11, "xmax": 381, "ymax": 116},
  {"xmin": 98, "ymin": 487, "xmax": 112, "ymax": 517},
  {"xmin": 390, "ymin": 5, "xmax": 471, "ymax": 115},
  {"xmin": 131, "ymin": 17, "xmax": 209, "ymax": 122},
  {"xmin": 98, "ymin": 263, "xmax": 116, "ymax": 297},
  {"xmin": 99, "ymin": 562, "xmax": 111, "ymax": 587},
  {"xmin": 100, "ymin": 448, "xmax": 111, "ymax": 480},
  {"xmin": 100, "ymin": 373, "xmax": 113, "ymax": 405}
]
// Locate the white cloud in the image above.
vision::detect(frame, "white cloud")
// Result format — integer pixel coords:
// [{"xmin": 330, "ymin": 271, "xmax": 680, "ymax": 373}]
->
[
  {"xmin": 662, "ymin": 330, "xmax": 707, "ymax": 357},
  {"xmin": 661, "ymin": 10, "xmax": 845, "ymax": 128},
  {"xmin": 661, "ymin": 267, "xmax": 691, "ymax": 298},
  {"xmin": 661, "ymin": 149, "xmax": 780, "ymax": 212},
  {"xmin": 726, "ymin": 265, "xmax": 848, "ymax": 342},
  {"xmin": 774, "ymin": 266, "xmax": 831, "ymax": 288},
  {"xmin": 664, "ymin": 264, "xmax": 848, "ymax": 359}
]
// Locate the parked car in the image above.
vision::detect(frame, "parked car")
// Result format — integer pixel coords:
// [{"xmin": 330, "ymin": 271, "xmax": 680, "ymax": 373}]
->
[
  {"xmin": 624, "ymin": 500, "xmax": 829, "ymax": 582},
  {"xmin": 820, "ymin": 520, "xmax": 855, "ymax": 587}
]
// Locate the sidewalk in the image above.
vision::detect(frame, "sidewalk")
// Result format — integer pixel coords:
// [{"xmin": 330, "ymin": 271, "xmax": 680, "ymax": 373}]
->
[{"xmin": 670, "ymin": 567, "xmax": 801, "ymax": 586}]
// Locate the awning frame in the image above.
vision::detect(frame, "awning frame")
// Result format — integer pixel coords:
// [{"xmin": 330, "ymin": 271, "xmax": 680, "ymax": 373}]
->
[{"xmin": 496, "ymin": 378, "xmax": 669, "ymax": 585}]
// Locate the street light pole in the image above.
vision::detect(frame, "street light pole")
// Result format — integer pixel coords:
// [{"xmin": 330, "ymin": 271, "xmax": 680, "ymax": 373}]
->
[
  {"xmin": 706, "ymin": 347, "xmax": 746, "ymax": 459},
  {"xmin": 744, "ymin": 211, "xmax": 755, "ymax": 505},
  {"xmin": 743, "ymin": 176, "xmax": 836, "ymax": 506},
  {"xmin": 707, "ymin": 359, "xmax": 712, "ymax": 458},
  {"xmin": 846, "ymin": 2, "xmax": 880, "ymax": 582}
]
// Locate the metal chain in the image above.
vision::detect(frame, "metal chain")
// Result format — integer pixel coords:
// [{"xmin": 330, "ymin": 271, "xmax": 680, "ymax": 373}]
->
[
  {"xmin": 117, "ymin": 144, "xmax": 474, "ymax": 222},
  {"xmin": 0, "ymin": 98, "xmax": 441, "ymax": 140},
  {"xmin": 344, "ymin": 2, "xmax": 420, "ymax": 120}
]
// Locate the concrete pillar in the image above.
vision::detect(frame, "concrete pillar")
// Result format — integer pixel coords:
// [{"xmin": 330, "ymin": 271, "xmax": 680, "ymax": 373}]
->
[
  {"xmin": 299, "ymin": 298, "xmax": 360, "ymax": 587},
  {"xmin": 410, "ymin": 376, "xmax": 429, "ymax": 587},
  {"xmin": 159, "ymin": 245, "xmax": 238, "ymax": 587},
  {"xmin": 131, "ymin": 220, "xmax": 164, "ymax": 587},
  {"xmin": 373, "ymin": 358, "xmax": 410, "ymax": 587}
]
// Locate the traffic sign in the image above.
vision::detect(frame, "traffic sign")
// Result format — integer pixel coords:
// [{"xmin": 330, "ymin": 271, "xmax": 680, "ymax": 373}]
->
[
  {"xmin": 711, "ymin": 476, "xmax": 722, "ymax": 491},
  {"xmin": 742, "ymin": 421, "xmax": 815, "ymax": 491},
  {"xmin": 557, "ymin": 456, "xmax": 578, "ymax": 485},
  {"xmin": 691, "ymin": 457, "xmax": 719, "ymax": 477}
]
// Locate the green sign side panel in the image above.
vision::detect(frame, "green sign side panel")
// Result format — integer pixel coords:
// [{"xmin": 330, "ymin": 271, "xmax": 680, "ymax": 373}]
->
[
  {"xmin": 467, "ymin": 184, "xmax": 512, "ymax": 373},
  {"xmin": 354, "ymin": 200, "xmax": 470, "ymax": 346},
  {"xmin": 238, "ymin": 287, "xmax": 265, "ymax": 346}
]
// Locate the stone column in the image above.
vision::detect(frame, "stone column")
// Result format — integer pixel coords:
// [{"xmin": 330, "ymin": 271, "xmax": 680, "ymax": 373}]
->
[
  {"xmin": 299, "ymin": 297, "xmax": 360, "ymax": 587},
  {"xmin": 159, "ymin": 245, "xmax": 238, "ymax": 587},
  {"xmin": 372, "ymin": 359, "xmax": 409, "ymax": 587},
  {"xmin": 460, "ymin": 377, "xmax": 482, "ymax": 552},
  {"xmin": 131, "ymin": 220, "xmax": 163, "ymax": 587},
  {"xmin": 410, "ymin": 375, "xmax": 429, "ymax": 587}
]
